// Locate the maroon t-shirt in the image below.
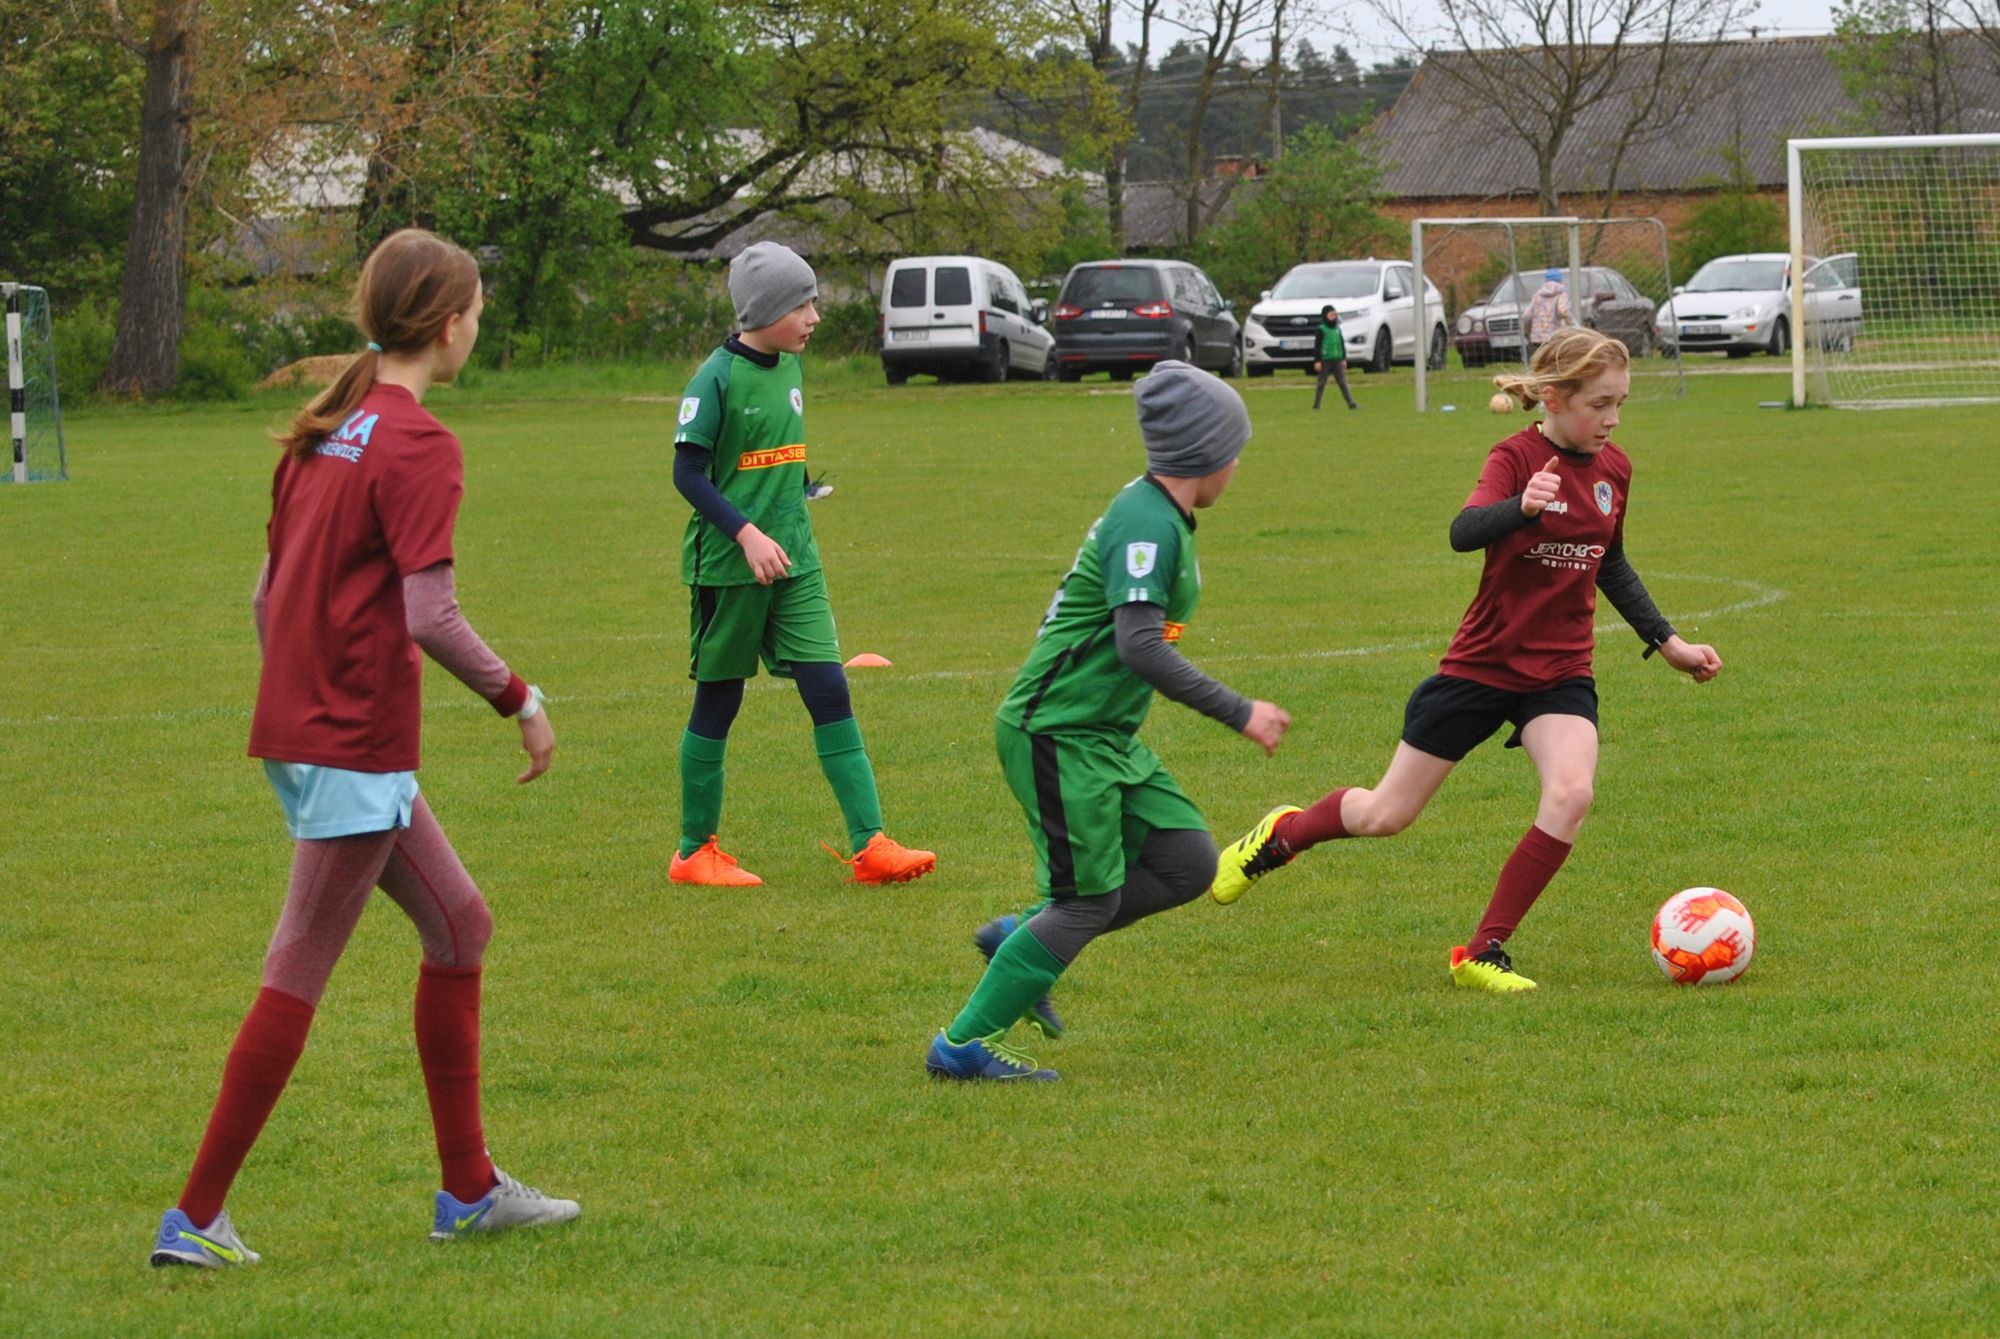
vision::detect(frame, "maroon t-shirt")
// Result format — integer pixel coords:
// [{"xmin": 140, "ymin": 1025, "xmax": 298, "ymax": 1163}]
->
[
  {"xmin": 1437, "ymin": 425, "xmax": 1631, "ymax": 693},
  {"xmin": 249, "ymin": 384, "xmax": 463, "ymax": 772}
]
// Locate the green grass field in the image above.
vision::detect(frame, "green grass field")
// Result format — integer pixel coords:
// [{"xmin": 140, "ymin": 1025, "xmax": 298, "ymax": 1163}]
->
[{"xmin": 4, "ymin": 358, "xmax": 1995, "ymax": 1335}]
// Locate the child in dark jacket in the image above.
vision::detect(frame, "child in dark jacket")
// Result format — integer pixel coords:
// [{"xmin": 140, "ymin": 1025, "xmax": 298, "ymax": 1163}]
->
[{"xmin": 1314, "ymin": 304, "xmax": 1358, "ymax": 411}]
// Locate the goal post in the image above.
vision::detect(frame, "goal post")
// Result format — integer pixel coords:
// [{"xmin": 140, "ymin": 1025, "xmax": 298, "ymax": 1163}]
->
[
  {"xmin": 1789, "ymin": 134, "xmax": 2000, "ymax": 408},
  {"xmin": 1412, "ymin": 216, "xmax": 1682, "ymax": 412},
  {"xmin": 3, "ymin": 283, "xmax": 66, "ymax": 483}
]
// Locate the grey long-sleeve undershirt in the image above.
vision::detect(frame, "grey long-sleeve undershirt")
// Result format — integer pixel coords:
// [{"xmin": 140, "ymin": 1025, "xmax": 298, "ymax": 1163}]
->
[
  {"xmin": 1448, "ymin": 496, "xmax": 1676, "ymax": 654},
  {"xmin": 1112, "ymin": 601, "xmax": 1254, "ymax": 730}
]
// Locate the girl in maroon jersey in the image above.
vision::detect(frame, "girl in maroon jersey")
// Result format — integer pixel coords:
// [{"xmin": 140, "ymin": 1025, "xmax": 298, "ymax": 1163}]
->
[
  {"xmin": 1208, "ymin": 326, "xmax": 1721, "ymax": 990},
  {"xmin": 149, "ymin": 229, "xmax": 578, "ymax": 1269}
]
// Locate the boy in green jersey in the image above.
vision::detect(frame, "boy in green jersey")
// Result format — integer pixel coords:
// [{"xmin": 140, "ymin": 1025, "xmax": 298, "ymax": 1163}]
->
[
  {"xmin": 669, "ymin": 242, "xmax": 935, "ymax": 887},
  {"xmin": 1314, "ymin": 303, "xmax": 1357, "ymax": 411},
  {"xmin": 924, "ymin": 361, "xmax": 1291, "ymax": 1081}
]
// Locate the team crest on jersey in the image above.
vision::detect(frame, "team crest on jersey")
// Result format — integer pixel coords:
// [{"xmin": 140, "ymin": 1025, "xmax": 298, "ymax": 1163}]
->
[
  {"xmin": 678, "ymin": 396, "xmax": 700, "ymax": 425},
  {"xmin": 789, "ymin": 387, "xmax": 804, "ymax": 416},
  {"xmin": 1594, "ymin": 480, "xmax": 1615, "ymax": 515},
  {"xmin": 1125, "ymin": 542, "xmax": 1158, "ymax": 578}
]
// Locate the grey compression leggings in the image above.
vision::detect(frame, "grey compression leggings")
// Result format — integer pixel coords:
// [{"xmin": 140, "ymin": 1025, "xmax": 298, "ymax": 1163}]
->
[
  {"xmin": 261, "ymin": 794, "xmax": 493, "ymax": 1006},
  {"xmin": 1024, "ymin": 827, "xmax": 1221, "ymax": 966},
  {"xmin": 1314, "ymin": 359, "xmax": 1354, "ymax": 409}
]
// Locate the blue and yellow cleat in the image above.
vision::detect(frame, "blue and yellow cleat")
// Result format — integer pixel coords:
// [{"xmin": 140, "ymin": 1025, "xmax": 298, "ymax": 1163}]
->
[
  {"xmin": 973, "ymin": 915, "xmax": 1066, "ymax": 1039},
  {"xmin": 431, "ymin": 1168, "xmax": 581, "ymax": 1240},
  {"xmin": 1209, "ymin": 805, "xmax": 1304, "ymax": 905},
  {"xmin": 925, "ymin": 1029, "xmax": 1059, "ymax": 1082},
  {"xmin": 150, "ymin": 1207, "xmax": 259, "ymax": 1269},
  {"xmin": 1450, "ymin": 940, "xmax": 1539, "ymax": 993}
]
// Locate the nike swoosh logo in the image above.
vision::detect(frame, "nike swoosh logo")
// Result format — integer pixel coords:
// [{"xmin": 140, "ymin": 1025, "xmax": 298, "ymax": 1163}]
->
[
  {"xmin": 179, "ymin": 1230, "xmax": 244, "ymax": 1262},
  {"xmin": 453, "ymin": 1205, "xmax": 491, "ymax": 1231}
]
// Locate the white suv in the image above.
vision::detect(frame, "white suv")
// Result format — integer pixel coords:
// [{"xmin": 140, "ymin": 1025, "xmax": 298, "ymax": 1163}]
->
[
  {"xmin": 1243, "ymin": 259, "xmax": 1448, "ymax": 376},
  {"xmin": 878, "ymin": 255, "xmax": 1054, "ymax": 384}
]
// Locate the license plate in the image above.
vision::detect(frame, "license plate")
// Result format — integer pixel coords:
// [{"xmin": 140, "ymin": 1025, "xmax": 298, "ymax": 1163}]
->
[
  {"xmin": 1490, "ymin": 335, "xmax": 1522, "ymax": 349},
  {"xmin": 1093, "ymin": 309, "xmax": 1128, "ymax": 319},
  {"xmin": 1278, "ymin": 337, "xmax": 1312, "ymax": 350},
  {"xmin": 1683, "ymin": 323, "xmax": 1721, "ymax": 335},
  {"xmin": 893, "ymin": 329, "xmax": 929, "ymax": 342}
]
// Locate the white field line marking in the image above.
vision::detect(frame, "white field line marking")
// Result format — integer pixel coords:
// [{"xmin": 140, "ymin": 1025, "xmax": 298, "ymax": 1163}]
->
[{"xmin": 2, "ymin": 575, "xmax": 1786, "ymax": 729}]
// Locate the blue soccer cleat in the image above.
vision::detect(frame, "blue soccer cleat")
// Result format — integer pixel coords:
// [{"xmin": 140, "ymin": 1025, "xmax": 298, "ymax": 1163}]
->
[
  {"xmin": 150, "ymin": 1207, "xmax": 259, "ymax": 1269},
  {"xmin": 972, "ymin": 915, "xmax": 1066, "ymax": 1039},
  {"xmin": 925, "ymin": 1029, "xmax": 1059, "ymax": 1082},
  {"xmin": 431, "ymin": 1167, "xmax": 581, "ymax": 1240}
]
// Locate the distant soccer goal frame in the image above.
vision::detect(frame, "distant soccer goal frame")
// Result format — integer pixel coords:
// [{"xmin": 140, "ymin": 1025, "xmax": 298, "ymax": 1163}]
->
[
  {"xmin": 1789, "ymin": 134, "xmax": 2000, "ymax": 408},
  {"xmin": 3, "ymin": 282, "xmax": 67, "ymax": 483},
  {"xmin": 1411, "ymin": 215, "xmax": 1682, "ymax": 413}
]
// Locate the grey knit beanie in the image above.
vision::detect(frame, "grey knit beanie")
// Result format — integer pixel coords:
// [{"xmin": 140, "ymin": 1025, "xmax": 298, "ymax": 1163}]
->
[
  {"xmin": 729, "ymin": 242, "xmax": 819, "ymax": 332},
  {"xmin": 1135, "ymin": 360, "xmax": 1251, "ymax": 477}
]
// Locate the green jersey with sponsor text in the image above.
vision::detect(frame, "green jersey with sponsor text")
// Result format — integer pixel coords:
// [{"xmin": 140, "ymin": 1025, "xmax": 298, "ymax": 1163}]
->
[
  {"xmin": 675, "ymin": 343, "xmax": 820, "ymax": 587},
  {"xmin": 998, "ymin": 475, "xmax": 1201, "ymax": 738}
]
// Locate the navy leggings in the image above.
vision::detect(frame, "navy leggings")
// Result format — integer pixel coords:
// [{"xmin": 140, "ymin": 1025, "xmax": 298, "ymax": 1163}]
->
[{"xmin": 688, "ymin": 662, "xmax": 852, "ymax": 737}]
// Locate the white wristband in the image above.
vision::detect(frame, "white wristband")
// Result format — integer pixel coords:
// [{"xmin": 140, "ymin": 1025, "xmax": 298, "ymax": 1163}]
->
[{"xmin": 517, "ymin": 684, "xmax": 545, "ymax": 721}]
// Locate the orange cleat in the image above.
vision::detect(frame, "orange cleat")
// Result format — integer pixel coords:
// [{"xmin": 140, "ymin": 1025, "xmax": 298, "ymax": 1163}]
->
[
  {"xmin": 832, "ymin": 832, "xmax": 938, "ymax": 885},
  {"xmin": 669, "ymin": 836, "xmax": 764, "ymax": 887}
]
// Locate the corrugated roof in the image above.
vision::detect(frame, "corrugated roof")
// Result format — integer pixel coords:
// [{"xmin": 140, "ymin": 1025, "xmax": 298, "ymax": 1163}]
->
[{"xmin": 1372, "ymin": 33, "xmax": 2000, "ymax": 200}]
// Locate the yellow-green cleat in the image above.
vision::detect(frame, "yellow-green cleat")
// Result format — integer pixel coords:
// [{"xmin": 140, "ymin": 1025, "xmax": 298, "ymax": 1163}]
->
[
  {"xmin": 1450, "ymin": 940, "xmax": 1539, "ymax": 993},
  {"xmin": 1209, "ymin": 805, "xmax": 1304, "ymax": 905}
]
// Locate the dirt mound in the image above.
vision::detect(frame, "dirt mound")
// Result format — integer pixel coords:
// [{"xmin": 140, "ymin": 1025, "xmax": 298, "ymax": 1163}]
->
[{"xmin": 257, "ymin": 353, "xmax": 358, "ymax": 390}]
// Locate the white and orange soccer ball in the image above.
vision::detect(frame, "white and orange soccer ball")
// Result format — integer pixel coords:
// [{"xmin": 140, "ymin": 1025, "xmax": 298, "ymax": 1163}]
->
[{"xmin": 1651, "ymin": 887, "xmax": 1756, "ymax": 984}]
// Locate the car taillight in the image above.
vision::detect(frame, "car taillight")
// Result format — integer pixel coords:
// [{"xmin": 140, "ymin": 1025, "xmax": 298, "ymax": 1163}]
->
[
  {"xmin": 979, "ymin": 311, "xmax": 988, "ymax": 335},
  {"xmin": 1054, "ymin": 304, "xmax": 1082, "ymax": 320},
  {"xmin": 1134, "ymin": 302, "xmax": 1173, "ymax": 320}
]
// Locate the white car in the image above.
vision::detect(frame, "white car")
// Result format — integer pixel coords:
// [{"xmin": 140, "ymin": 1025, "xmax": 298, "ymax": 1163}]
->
[
  {"xmin": 1654, "ymin": 252, "xmax": 1862, "ymax": 358},
  {"xmin": 878, "ymin": 255, "xmax": 1054, "ymax": 384},
  {"xmin": 1243, "ymin": 259, "xmax": 1448, "ymax": 376}
]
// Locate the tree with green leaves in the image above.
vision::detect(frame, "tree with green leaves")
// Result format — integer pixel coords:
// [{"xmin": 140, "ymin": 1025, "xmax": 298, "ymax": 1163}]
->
[
  {"xmin": 1194, "ymin": 120, "xmax": 1394, "ymax": 301},
  {"xmin": 0, "ymin": 1, "xmax": 138, "ymax": 301}
]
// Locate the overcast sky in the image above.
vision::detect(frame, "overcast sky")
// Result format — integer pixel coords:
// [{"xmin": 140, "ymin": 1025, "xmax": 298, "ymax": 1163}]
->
[{"xmin": 1119, "ymin": 0, "xmax": 1841, "ymax": 67}]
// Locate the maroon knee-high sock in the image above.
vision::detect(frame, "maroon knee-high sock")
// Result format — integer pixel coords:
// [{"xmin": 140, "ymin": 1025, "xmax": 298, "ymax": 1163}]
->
[
  {"xmin": 414, "ymin": 963, "xmax": 495, "ymax": 1203},
  {"xmin": 178, "ymin": 987, "xmax": 316, "ymax": 1226},
  {"xmin": 1469, "ymin": 824, "xmax": 1573, "ymax": 951},
  {"xmin": 1274, "ymin": 788, "xmax": 1352, "ymax": 854}
]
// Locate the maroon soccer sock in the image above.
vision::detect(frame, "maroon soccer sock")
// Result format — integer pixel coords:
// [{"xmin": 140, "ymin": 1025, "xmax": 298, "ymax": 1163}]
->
[
  {"xmin": 414, "ymin": 963, "xmax": 496, "ymax": 1204},
  {"xmin": 1274, "ymin": 788, "xmax": 1353, "ymax": 854},
  {"xmin": 1468, "ymin": 824, "xmax": 1573, "ymax": 951},
  {"xmin": 178, "ymin": 987, "xmax": 316, "ymax": 1227}
]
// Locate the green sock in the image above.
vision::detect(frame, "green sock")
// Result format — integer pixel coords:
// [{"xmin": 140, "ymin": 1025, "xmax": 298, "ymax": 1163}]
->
[
  {"xmin": 812, "ymin": 716, "xmax": 884, "ymax": 853},
  {"xmin": 947, "ymin": 921, "xmax": 1065, "ymax": 1043},
  {"xmin": 678, "ymin": 729, "xmax": 728, "ymax": 858}
]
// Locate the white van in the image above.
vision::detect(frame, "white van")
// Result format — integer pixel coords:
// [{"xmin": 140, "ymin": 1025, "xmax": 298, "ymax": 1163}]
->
[{"xmin": 879, "ymin": 255, "xmax": 1055, "ymax": 385}]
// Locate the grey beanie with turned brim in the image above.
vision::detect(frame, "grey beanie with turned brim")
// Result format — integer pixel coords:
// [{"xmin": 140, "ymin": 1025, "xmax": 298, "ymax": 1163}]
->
[
  {"xmin": 729, "ymin": 242, "xmax": 819, "ymax": 332},
  {"xmin": 1135, "ymin": 360, "xmax": 1252, "ymax": 478}
]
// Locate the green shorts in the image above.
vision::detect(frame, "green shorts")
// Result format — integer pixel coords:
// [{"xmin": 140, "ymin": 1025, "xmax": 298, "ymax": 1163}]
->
[
  {"xmin": 689, "ymin": 568, "xmax": 840, "ymax": 681},
  {"xmin": 995, "ymin": 720, "xmax": 1206, "ymax": 899}
]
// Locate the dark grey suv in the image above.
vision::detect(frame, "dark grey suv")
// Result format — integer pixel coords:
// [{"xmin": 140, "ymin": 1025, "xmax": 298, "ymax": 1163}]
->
[{"xmin": 1051, "ymin": 259, "xmax": 1242, "ymax": 381}]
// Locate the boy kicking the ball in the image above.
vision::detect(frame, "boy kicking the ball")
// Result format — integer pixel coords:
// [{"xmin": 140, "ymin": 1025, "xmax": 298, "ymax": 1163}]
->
[
  {"xmin": 668, "ymin": 242, "xmax": 934, "ymax": 887},
  {"xmin": 926, "ymin": 362, "xmax": 1290, "ymax": 1081}
]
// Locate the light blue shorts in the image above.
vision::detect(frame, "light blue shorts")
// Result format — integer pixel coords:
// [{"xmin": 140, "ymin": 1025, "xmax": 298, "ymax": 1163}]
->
[{"xmin": 263, "ymin": 760, "xmax": 418, "ymax": 840}]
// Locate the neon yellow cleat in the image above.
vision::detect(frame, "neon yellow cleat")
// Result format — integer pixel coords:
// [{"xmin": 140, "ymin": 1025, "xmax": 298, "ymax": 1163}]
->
[
  {"xmin": 1450, "ymin": 941, "xmax": 1539, "ymax": 993},
  {"xmin": 1209, "ymin": 805, "xmax": 1304, "ymax": 905}
]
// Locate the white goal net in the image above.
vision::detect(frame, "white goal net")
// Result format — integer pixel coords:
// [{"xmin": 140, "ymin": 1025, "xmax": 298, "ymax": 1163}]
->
[
  {"xmin": 1412, "ymin": 215, "xmax": 1685, "ymax": 413},
  {"xmin": 1790, "ymin": 134, "xmax": 2000, "ymax": 407},
  {"xmin": 3, "ymin": 283, "xmax": 66, "ymax": 483}
]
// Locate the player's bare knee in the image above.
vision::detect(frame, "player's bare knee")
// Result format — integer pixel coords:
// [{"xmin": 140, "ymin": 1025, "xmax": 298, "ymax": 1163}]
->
[
  {"xmin": 1353, "ymin": 802, "xmax": 1415, "ymax": 837},
  {"xmin": 1545, "ymin": 779, "xmax": 1594, "ymax": 825}
]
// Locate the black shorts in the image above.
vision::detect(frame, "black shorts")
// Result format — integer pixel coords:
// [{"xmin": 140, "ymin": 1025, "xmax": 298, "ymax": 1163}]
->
[{"xmin": 1400, "ymin": 673, "xmax": 1598, "ymax": 763}]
